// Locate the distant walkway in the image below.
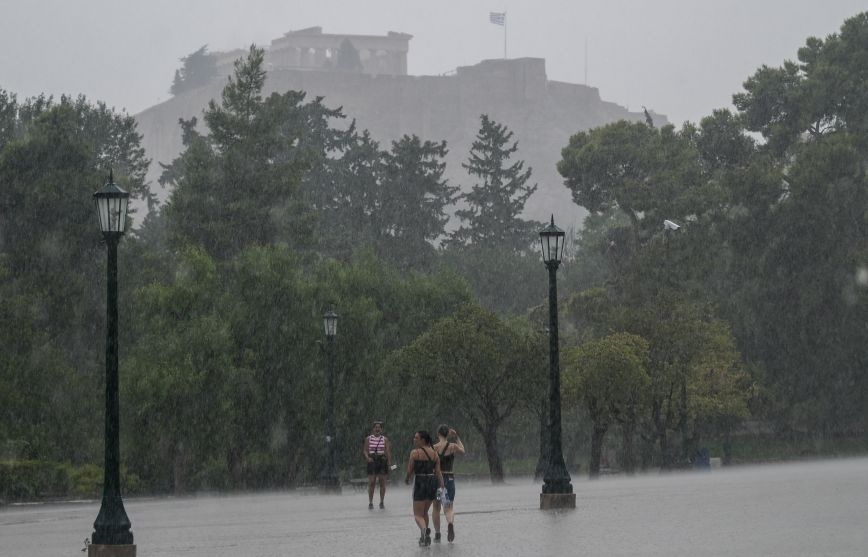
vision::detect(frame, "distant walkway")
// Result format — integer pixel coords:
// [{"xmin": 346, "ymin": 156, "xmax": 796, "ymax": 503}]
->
[{"xmin": 2, "ymin": 458, "xmax": 867, "ymax": 556}]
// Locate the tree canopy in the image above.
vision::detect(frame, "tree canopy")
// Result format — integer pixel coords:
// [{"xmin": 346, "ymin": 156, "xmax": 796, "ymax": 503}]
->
[{"xmin": 170, "ymin": 45, "xmax": 218, "ymax": 96}]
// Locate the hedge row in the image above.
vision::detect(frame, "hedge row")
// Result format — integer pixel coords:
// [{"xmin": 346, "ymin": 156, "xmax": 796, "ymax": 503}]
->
[{"xmin": 0, "ymin": 461, "xmax": 141, "ymax": 504}]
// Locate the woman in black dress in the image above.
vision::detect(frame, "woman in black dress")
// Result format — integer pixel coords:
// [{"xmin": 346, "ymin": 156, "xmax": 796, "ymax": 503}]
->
[{"xmin": 404, "ymin": 430, "xmax": 444, "ymax": 546}]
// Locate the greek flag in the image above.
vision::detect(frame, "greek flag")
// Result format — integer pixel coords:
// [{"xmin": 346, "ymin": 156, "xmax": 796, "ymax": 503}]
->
[{"xmin": 490, "ymin": 11, "xmax": 506, "ymax": 26}]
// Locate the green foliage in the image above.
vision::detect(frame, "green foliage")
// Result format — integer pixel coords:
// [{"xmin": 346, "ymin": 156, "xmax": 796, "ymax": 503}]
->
[
  {"xmin": 0, "ymin": 461, "xmax": 140, "ymax": 502},
  {"xmin": 377, "ymin": 135, "xmax": 456, "ymax": 269},
  {"xmin": 441, "ymin": 115, "xmax": 546, "ymax": 315},
  {"xmin": 450, "ymin": 114, "xmax": 539, "ymax": 251},
  {"xmin": 170, "ymin": 45, "xmax": 218, "ymax": 96},
  {"xmin": 121, "ymin": 244, "xmax": 471, "ymax": 492},
  {"xmin": 563, "ymin": 333, "xmax": 649, "ymax": 476},
  {"xmin": 723, "ymin": 13, "xmax": 868, "ymax": 433},
  {"xmin": 734, "ymin": 12, "xmax": 868, "ymax": 153},
  {"xmin": 438, "ymin": 245, "xmax": 545, "ymax": 316},
  {"xmin": 6, "ymin": 13, "xmax": 868, "ymax": 501},
  {"xmin": 0, "ymin": 91, "xmax": 151, "ymax": 469},
  {"xmin": 163, "ymin": 45, "xmax": 309, "ymax": 260},
  {"xmin": 0, "ymin": 461, "xmax": 70, "ymax": 501},
  {"xmin": 386, "ymin": 304, "xmax": 545, "ymax": 482}
]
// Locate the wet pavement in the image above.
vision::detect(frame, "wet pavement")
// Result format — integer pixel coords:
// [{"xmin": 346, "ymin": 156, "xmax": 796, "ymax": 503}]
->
[{"xmin": 2, "ymin": 457, "xmax": 867, "ymax": 556}]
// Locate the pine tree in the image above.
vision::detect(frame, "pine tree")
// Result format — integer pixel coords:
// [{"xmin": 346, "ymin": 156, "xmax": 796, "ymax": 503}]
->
[
  {"xmin": 450, "ymin": 114, "xmax": 538, "ymax": 252},
  {"xmin": 163, "ymin": 45, "xmax": 308, "ymax": 259},
  {"xmin": 379, "ymin": 135, "xmax": 457, "ymax": 269}
]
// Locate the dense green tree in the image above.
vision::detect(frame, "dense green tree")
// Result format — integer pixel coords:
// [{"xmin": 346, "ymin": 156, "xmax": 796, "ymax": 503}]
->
[
  {"xmin": 438, "ymin": 245, "xmax": 545, "ymax": 316},
  {"xmin": 162, "ymin": 45, "xmax": 309, "ymax": 259},
  {"xmin": 124, "ymin": 248, "xmax": 239, "ymax": 491},
  {"xmin": 723, "ymin": 13, "xmax": 868, "ymax": 434},
  {"xmin": 450, "ymin": 115, "xmax": 539, "ymax": 251},
  {"xmin": 620, "ymin": 300, "xmax": 750, "ymax": 467},
  {"xmin": 377, "ymin": 135, "xmax": 456, "ymax": 270},
  {"xmin": 441, "ymin": 115, "xmax": 546, "ymax": 315},
  {"xmin": 563, "ymin": 333, "xmax": 650, "ymax": 477},
  {"xmin": 122, "ymin": 241, "xmax": 471, "ymax": 492},
  {"xmin": 170, "ymin": 45, "xmax": 218, "ymax": 96},
  {"xmin": 313, "ymin": 129, "xmax": 381, "ymax": 259},
  {"xmin": 0, "ymin": 93, "xmax": 150, "ymax": 465},
  {"xmin": 0, "ymin": 90, "xmax": 18, "ymax": 150},
  {"xmin": 558, "ymin": 120, "xmax": 704, "ymax": 252},
  {"xmin": 386, "ymin": 304, "xmax": 545, "ymax": 482}
]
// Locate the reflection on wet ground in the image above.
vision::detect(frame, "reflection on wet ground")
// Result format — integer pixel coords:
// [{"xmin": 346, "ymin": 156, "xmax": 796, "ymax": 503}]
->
[{"xmin": 2, "ymin": 458, "xmax": 867, "ymax": 556}]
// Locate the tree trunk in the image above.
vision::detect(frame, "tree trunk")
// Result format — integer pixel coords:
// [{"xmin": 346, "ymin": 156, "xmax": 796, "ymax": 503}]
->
[
  {"xmin": 227, "ymin": 447, "xmax": 244, "ymax": 488},
  {"xmin": 172, "ymin": 440, "xmax": 185, "ymax": 493},
  {"xmin": 678, "ymin": 377, "xmax": 690, "ymax": 464},
  {"xmin": 657, "ymin": 418, "xmax": 670, "ymax": 470},
  {"xmin": 589, "ymin": 424, "xmax": 607, "ymax": 479},
  {"xmin": 482, "ymin": 423, "xmax": 504, "ymax": 483},
  {"xmin": 651, "ymin": 398, "xmax": 670, "ymax": 469},
  {"xmin": 722, "ymin": 426, "xmax": 732, "ymax": 466},
  {"xmin": 621, "ymin": 423, "xmax": 636, "ymax": 475}
]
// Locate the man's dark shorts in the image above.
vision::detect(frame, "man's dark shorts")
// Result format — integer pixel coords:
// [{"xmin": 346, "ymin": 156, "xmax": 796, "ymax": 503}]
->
[{"xmin": 367, "ymin": 455, "xmax": 388, "ymax": 475}]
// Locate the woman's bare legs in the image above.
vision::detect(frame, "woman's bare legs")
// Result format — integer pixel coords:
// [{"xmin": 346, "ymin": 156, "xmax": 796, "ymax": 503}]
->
[
  {"xmin": 432, "ymin": 500, "xmax": 442, "ymax": 534},
  {"xmin": 413, "ymin": 500, "xmax": 434, "ymax": 545},
  {"xmin": 412, "ymin": 500, "xmax": 428, "ymax": 531},
  {"xmin": 376, "ymin": 474, "xmax": 386, "ymax": 506}
]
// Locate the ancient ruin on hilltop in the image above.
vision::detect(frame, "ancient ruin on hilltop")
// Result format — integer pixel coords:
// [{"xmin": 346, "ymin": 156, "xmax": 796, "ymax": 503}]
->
[{"xmin": 137, "ymin": 28, "xmax": 665, "ymax": 228}]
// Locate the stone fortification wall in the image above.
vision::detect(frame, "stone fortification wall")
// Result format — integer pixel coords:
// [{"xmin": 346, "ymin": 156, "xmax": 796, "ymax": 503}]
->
[{"xmin": 135, "ymin": 57, "xmax": 665, "ymax": 230}]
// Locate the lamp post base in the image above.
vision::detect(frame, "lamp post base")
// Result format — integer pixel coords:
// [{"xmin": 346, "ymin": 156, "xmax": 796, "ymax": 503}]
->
[
  {"xmin": 540, "ymin": 493, "xmax": 576, "ymax": 510},
  {"xmin": 88, "ymin": 544, "xmax": 136, "ymax": 557}
]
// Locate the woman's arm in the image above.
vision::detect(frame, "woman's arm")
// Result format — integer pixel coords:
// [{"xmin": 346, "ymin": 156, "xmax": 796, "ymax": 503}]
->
[
  {"xmin": 363, "ymin": 436, "xmax": 372, "ymax": 462},
  {"xmin": 405, "ymin": 450, "xmax": 415, "ymax": 484},
  {"xmin": 385, "ymin": 437, "xmax": 393, "ymax": 467},
  {"xmin": 434, "ymin": 453, "xmax": 444, "ymax": 489},
  {"xmin": 449, "ymin": 429, "xmax": 466, "ymax": 456}
]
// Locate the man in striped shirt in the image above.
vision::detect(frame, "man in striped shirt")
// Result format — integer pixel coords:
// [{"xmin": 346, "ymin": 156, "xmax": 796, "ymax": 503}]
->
[{"xmin": 363, "ymin": 420, "xmax": 393, "ymax": 509}]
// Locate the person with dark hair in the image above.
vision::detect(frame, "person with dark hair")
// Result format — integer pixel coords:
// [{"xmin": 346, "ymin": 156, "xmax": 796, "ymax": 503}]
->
[
  {"xmin": 363, "ymin": 420, "xmax": 392, "ymax": 509},
  {"xmin": 404, "ymin": 430, "xmax": 444, "ymax": 546},
  {"xmin": 431, "ymin": 425, "xmax": 465, "ymax": 542}
]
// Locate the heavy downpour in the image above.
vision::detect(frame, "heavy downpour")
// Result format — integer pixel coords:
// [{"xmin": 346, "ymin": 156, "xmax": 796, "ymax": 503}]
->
[{"xmin": 2, "ymin": 2, "xmax": 868, "ymax": 556}]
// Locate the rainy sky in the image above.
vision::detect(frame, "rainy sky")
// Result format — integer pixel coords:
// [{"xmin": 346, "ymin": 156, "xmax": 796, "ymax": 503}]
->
[{"xmin": 0, "ymin": 0, "xmax": 865, "ymax": 125}]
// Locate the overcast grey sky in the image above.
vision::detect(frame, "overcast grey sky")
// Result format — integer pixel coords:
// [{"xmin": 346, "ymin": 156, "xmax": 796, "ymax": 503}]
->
[{"xmin": 0, "ymin": 1, "xmax": 865, "ymax": 125}]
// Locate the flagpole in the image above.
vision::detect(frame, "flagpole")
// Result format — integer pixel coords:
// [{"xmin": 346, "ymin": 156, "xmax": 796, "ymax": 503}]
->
[{"xmin": 504, "ymin": 12, "xmax": 507, "ymax": 58}]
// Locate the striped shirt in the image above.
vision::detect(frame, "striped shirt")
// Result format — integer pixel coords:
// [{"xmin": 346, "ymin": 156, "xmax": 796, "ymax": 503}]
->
[{"xmin": 368, "ymin": 435, "xmax": 386, "ymax": 455}]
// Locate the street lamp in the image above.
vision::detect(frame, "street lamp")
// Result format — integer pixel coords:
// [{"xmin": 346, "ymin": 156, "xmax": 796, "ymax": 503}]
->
[
  {"xmin": 538, "ymin": 215, "xmax": 576, "ymax": 510},
  {"xmin": 90, "ymin": 170, "xmax": 135, "ymax": 555},
  {"xmin": 321, "ymin": 308, "xmax": 341, "ymax": 493}
]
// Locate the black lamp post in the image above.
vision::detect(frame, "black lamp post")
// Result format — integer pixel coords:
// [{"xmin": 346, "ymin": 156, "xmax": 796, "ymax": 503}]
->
[
  {"xmin": 538, "ymin": 215, "xmax": 576, "ymax": 510},
  {"xmin": 321, "ymin": 308, "xmax": 341, "ymax": 492},
  {"xmin": 90, "ymin": 171, "xmax": 135, "ymax": 553}
]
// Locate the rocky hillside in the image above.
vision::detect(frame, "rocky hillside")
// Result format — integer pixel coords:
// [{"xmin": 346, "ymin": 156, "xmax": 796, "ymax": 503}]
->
[{"xmin": 135, "ymin": 57, "xmax": 665, "ymax": 230}]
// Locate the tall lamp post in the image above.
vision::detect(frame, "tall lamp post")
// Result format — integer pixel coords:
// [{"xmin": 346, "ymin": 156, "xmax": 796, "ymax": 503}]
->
[
  {"xmin": 90, "ymin": 171, "xmax": 135, "ymax": 555},
  {"xmin": 321, "ymin": 308, "xmax": 341, "ymax": 493},
  {"xmin": 539, "ymin": 216, "xmax": 576, "ymax": 510}
]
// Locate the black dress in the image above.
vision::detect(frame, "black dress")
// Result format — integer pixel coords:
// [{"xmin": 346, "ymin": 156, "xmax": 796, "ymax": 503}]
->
[{"xmin": 412, "ymin": 448, "xmax": 438, "ymax": 501}]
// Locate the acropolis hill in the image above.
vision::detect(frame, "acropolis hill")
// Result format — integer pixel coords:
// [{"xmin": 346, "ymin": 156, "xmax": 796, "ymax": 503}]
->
[{"xmin": 134, "ymin": 27, "xmax": 665, "ymax": 229}]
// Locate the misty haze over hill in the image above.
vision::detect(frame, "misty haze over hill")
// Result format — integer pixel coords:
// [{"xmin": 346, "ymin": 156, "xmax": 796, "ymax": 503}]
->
[{"xmin": 136, "ymin": 27, "xmax": 665, "ymax": 229}]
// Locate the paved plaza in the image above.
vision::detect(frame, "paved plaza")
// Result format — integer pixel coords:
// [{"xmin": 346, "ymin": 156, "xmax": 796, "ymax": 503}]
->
[{"xmin": 2, "ymin": 458, "xmax": 867, "ymax": 556}]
